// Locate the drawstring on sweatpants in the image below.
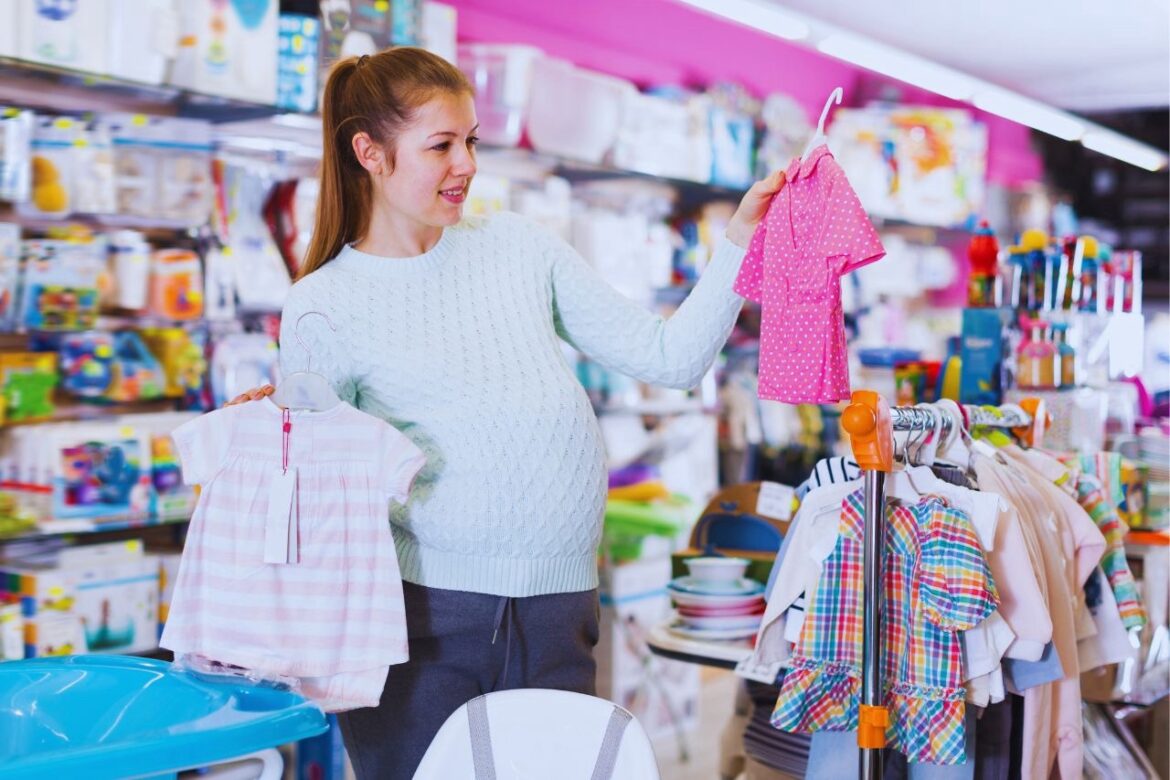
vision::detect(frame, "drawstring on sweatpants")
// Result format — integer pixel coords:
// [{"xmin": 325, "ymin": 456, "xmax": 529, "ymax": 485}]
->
[{"xmin": 491, "ymin": 595, "xmax": 514, "ymax": 691}]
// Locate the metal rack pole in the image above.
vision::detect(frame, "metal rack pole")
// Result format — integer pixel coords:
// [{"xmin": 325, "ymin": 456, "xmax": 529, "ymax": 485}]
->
[{"xmin": 859, "ymin": 467, "xmax": 887, "ymax": 780}]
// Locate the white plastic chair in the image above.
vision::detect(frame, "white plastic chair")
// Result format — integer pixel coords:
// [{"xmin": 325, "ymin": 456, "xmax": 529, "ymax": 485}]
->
[{"xmin": 413, "ymin": 689, "xmax": 660, "ymax": 780}]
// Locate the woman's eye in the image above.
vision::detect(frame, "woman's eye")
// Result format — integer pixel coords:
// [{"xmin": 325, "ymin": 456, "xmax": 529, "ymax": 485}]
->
[
  {"xmin": 431, "ymin": 142, "xmax": 450, "ymax": 152},
  {"xmin": 467, "ymin": 136, "xmax": 480, "ymax": 147}
]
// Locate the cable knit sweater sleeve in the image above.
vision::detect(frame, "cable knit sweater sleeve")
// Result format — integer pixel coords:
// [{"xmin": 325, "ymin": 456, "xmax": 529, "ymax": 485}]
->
[
  {"xmin": 278, "ymin": 275, "xmax": 360, "ymax": 406},
  {"xmin": 529, "ymin": 215, "xmax": 748, "ymax": 389}
]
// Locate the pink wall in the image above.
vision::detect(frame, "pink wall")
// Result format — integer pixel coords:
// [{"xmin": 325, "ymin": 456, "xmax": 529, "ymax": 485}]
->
[{"xmin": 445, "ymin": 0, "xmax": 1045, "ymax": 187}]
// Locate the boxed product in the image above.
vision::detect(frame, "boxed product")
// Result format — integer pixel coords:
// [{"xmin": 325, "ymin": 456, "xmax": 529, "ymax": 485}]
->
[
  {"xmin": 613, "ymin": 91, "xmax": 701, "ymax": 181},
  {"xmin": 318, "ymin": 0, "xmax": 391, "ymax": 78},
  {"xmin": 49, "ymin": 425, "xmax": 153, "ymax": 521},
  {"xmin": 169, "ymin": 0, "xmax": 279, "ymax": 105},
  {"xmin": 527, "ymin": 58, "xmax": 636, "ymax": 164},
  {"xmin": 597, "ymin": 556, "xmax": 700, "ymax": 740},
  {"xmin": 3, "ymin": 539, "xmax": 160, "ymax": 656},
  {"xmin": 17, "ymin": 0, "xmax": 112, "ymax": 75},
  {"xmin": 18, "ymin": 239, "xmax": 105, "ymax": 331},
  {"xmin": 959, "ymin": 307, "xmax": 1013, "ymax": 405},
  {"xmin": 458, "ymin": 44, "xmax": 542, "ymax": 148},
  {"xmin": 0, "ymin": 108, "xmax": 33, "ymax": 204},
  {"xmin": 0, "ymin": 596, "xmax": 23, "ymax": 660},
  {"xmin": 107, "ymin": 0, "xmax": 179, "ymax": 85},
  {"xmin": 0, "ymin": 222, "xmax": 22, "ymax": 331},
  {"xmin": 421, "ymin": 1, "xmax": 457, "ymax": 64},
  {"xmin": 277, "ymin": 13, "xmax": 321, "ymax": 114},
  {"xmin": 0, "ymin": 352, "xmax": 58, "ymax": 423},
  {"xmin": 148, "ymin": 248, "xmax": 204, "ymax": 320},
  {"xmin": 23, "ymin": 115, "xmax": 77, "ymax": 218}
]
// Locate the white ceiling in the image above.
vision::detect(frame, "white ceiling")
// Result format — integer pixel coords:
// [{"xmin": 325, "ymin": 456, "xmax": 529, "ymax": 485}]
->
[{"xmin": 767, "ymin": 0, "xmax": 1170, "ymax": 112}]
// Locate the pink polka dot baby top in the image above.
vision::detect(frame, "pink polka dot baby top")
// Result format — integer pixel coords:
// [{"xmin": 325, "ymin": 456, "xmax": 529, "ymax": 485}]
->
[
  {"xmin": 734, "ymin": 145, "xmax": 885, "ymax": 403},
  {"xmin": 161, "ymin": 398, "xmax": 426, "ymax": 712}
]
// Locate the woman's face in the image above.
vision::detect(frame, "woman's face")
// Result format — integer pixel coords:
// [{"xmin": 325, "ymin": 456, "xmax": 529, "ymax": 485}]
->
[{"xmin": 379, "ymin": 91, "xmax": 479, "ymax": 228}]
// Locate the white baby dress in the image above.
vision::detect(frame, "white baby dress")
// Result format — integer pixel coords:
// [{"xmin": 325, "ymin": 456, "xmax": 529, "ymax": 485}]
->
[{"xmin": 161, "ymin": 398, "xmax": 425, "ymax": 712}]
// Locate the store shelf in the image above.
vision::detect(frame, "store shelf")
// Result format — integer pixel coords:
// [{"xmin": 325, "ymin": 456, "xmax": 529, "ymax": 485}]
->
[
  {"xmin": 1, "ymin": 397, "xmax": 183, "ymax": 429},
  {"xmin": 0, "ymin": 204, "xmax": 206, "ymax": 236},
  {"xmin": 0, "ymin": 57, "xmax": 285, "ymax": 123},
  {"xmin": 0, "ymin": 510, "xmax": 191, "ymax": 544}
]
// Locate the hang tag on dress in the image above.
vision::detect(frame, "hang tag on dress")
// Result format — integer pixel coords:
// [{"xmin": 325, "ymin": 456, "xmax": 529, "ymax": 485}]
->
[{"xmin": 264, "ymin": 468, "xmax": 298, "ymax": 565}]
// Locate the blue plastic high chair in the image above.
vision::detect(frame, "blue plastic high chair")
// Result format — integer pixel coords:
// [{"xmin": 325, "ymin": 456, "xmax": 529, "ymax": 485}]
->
[{"xmin": 0, "ymin": 655, "xmax": 327, "ymax": 780}]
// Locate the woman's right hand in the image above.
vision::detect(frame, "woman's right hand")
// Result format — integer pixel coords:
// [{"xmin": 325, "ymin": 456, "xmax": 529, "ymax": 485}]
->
[{"xmin": 225, "ymin": 384, "xmax": 276, "ymax": 407}]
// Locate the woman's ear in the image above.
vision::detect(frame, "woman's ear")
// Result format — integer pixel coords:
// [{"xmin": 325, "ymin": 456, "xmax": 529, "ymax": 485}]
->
[{"xmin": 352, "ymin": 132, "xmax": 387, "ymax": 176}]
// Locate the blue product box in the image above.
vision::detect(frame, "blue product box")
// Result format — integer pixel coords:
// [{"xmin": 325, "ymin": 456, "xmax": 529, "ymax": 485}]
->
[
  {"xmin": 277, "ymin": 15, "xmax": 321, "ymax": 114},
  {"xmin": 959, "ymin": 308, "xmax": 1012, "ymax": 406}
]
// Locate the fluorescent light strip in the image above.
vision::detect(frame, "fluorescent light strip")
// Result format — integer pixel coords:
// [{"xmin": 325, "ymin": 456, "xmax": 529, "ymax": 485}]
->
[
  {"xmin": 1082, "ymin": 129, "xmax": 1169, "ymax": 172},
  {"xmin": 683, "ymin": 1, "xmax": 1168, "ymax": 171},
  {"xmin": 817, "ymin": 34, "xmax": 976, "ymax": 101},
  {"xmin": 675, "ymin": 0, "xmax": 810, "ymax": 40},
  {"xmin": 972, "ymin": 88, "xmax": 1086, "ymax": 141}
]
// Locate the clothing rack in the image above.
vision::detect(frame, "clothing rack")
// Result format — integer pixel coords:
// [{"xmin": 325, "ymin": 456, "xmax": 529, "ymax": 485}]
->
[{"xmin": 840, "ymin": 391, "xmax": 1042, "ymax": 780}]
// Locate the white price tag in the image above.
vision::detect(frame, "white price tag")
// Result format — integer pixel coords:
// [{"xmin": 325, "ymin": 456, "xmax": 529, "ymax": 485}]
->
[
  {"xmin": 734, "ymin": 655, "xmax": 784, "ymax": 685},
  {"xmin": 756, "ymin": 481, "xmax": 795, "ymax": 521},
  {"xmin": 263, "ymin": 468, "xmax": 298, "ymax": 565}
]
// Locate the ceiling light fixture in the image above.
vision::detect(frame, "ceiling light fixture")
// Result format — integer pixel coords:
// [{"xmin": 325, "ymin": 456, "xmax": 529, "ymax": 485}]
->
[
  {"xmin": 1082, "ymin": 129, "xmax": 1169, "ymax": 172},
  {"xmin": 678, "ymin": 1, "xmax": 1168, "ymax": 171},
  {"xmin": 972, "ymin": 88, "xmax": 1086, "ymax": 141},
  {"xmin": 816, "ymin": 34, "xmax": 976, "ymax": 101}
]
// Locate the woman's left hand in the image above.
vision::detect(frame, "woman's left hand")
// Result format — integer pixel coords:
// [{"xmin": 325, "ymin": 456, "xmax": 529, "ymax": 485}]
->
[{"xmin": 725, "ymin": 169, "xmax": 787, "ymax": 248}]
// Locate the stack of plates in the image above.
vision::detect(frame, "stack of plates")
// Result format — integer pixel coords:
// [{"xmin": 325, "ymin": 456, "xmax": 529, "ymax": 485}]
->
[{"xmin": 666, "ymin": 575, "xmax": 765, "ymax": 640}]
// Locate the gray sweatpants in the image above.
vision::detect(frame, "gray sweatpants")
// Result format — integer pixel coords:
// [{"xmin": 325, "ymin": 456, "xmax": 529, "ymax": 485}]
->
[{"xmin": 336, "ymin": 581, "xmax": 600, "ymax": 780}]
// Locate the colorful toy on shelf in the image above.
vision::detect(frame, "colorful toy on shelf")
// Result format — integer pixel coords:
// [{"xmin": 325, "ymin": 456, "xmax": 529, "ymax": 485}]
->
[
  {"xmin": 19, "ymin": 240, "xmax": 105, "ymax": 332},
  {"xmin": 140, "ymin": 327, "xmax": 207, "ymax": 398},
  {"xmin": 0, "ymin": 352, "xmax": 58, "ymax": 422},
  {"xmin": 1017, "ymin": 316, "xmax": 1055, "ymax": 390},
  {"xmin": 148, "ymin": 249, "xmax": 204, "ymax": 321},
  {"xmin": 966, "ymin": 220, "xmax": 999, "ymax": 308},
  {"xmin": 60, "ymin": 441, "xmax": 140, "ymax": 509},
  {"xmin": 1051, "ymin": 323, "xmax": 1076, "ymax": 389},
  {"xmin": 105, "ymin": 331, "xmax": 166, "ymax": 402},
  {"xmin": 150, "ymin": 436, "xmax": 182, "ymax": 495},
  {"xmin": 59, "ymin": 331, "xmax": 116, "ymax": 399}
]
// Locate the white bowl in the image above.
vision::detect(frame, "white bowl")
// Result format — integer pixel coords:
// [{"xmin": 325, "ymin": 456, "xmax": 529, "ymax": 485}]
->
[{"xmin": 683, "ymin": 557, "xmax": 750, "ymax": 583}]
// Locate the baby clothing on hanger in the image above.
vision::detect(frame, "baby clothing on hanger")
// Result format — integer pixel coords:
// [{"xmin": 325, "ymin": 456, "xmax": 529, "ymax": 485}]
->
[
  {"xmin": 734, "ymin": 145, "xmax": 885, "ymax": 404},
  {"xmin": 161, "ymin": 398, "xmax": 426, "ymax": 712},
  {"xmin": 771, "ymin": 491, "xmax": 997, "ymax": 765}
]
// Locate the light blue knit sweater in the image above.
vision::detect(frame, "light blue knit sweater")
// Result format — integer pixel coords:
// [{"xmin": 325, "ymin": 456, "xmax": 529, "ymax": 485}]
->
[{"xmin": 278, "ymin": 211, "xmax": 746, "ymax": 597}]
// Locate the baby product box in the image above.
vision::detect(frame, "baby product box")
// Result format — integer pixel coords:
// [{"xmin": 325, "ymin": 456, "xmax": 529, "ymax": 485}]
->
[
  {"xmin": 170, "ymin": 0, "xmax": 279, "ymax": 105},
  {"xmin": 3, "ymin": 539, "xmax": 159, "ymax": 656},
  {"xmin": 959, "ymin": 307, "xmax": 1012, "ymax": 406},
  {"xmin": 18, "ymin": 0, "xmax": 112, "ymax": 75},
  {"xmin": 597, "ymin": 556, "xmax": 700, "ymax": 739}
]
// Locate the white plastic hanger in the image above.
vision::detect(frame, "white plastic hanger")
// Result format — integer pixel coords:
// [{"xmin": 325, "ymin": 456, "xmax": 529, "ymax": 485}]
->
[
  {"xmin": 270, "ymin": 311, "xmax": 342, "ymax": 412},
  {"xmin": 801, "ymin": 86, "xmax": 843, "ymax": 160}
]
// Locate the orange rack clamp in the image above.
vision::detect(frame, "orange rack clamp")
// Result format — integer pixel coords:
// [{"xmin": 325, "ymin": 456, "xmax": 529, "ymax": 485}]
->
[
  {"xmin": 1014, "ymin": 397, "xmax": 1050, "ymax": 448},
  {"xmin": 842, "ymin": 390, "xmax": 894, "ymax": 472},
  {"xmin": 858, "ymin": 703, "xmax": 890, "ymax": 749}
]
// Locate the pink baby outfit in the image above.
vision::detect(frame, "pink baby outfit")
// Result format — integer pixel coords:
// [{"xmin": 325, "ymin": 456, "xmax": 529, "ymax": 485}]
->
[
  {"xmin": 734, "ymin": 145, "xmax": 885, "ymax": 403},
  {"xmin": 161, "ymin": 398, "xmax": 425, "ymax": 712}
]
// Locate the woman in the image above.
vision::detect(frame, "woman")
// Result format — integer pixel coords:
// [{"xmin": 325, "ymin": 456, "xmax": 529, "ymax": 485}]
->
[{"xmin": 233, "ymin": 47, "xmax": 785, "ymax": 778}]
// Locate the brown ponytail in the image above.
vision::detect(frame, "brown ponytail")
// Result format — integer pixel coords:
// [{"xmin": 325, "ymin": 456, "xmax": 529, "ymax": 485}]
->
[{"xmin": 299, "ymin": 47, "xmax": 473, "ymax": 279}]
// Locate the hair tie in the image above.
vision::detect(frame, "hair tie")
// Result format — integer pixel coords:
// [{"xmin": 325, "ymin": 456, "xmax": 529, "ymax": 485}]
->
[{"xmin": 358, "ymin": 54, "xmax": 369, "ymax": 67}]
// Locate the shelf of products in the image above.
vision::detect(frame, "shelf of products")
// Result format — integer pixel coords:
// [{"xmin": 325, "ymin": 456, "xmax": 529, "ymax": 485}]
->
[
  {"xmin": 1, "ymin": 509, "xmax": 190, "ymax": 544},
  {"xmin": 0, "ymin": 57, "xmax": 286, "ymax": 124}
]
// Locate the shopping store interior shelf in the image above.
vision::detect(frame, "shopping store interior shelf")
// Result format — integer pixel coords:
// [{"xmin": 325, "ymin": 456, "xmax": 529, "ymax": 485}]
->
[{"xmin": 0, "ymin": 58, "xmax": 286, "ymax": 123}]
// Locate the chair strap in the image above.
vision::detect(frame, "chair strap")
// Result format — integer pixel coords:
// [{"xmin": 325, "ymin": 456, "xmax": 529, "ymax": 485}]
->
[
  {"xmin": 467, "ymin": 695, "xmax": 497, "ymax": 780},
  {"xmin": 467, "ymin": 697, "xmax": 632, "ymax": 780},
  {"xmin": 589, "ymin": 706, "xmax": 633, "ymax": 780}
]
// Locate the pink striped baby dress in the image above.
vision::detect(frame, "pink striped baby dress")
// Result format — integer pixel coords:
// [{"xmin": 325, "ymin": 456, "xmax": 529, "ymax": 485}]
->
[
  {"xmin": 160, "ymin": 398, "xmax": 425, "ymax": 712},
  {"xmin": 734, "ymin": 145, "xmax": 885, "ymax": 403}
]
